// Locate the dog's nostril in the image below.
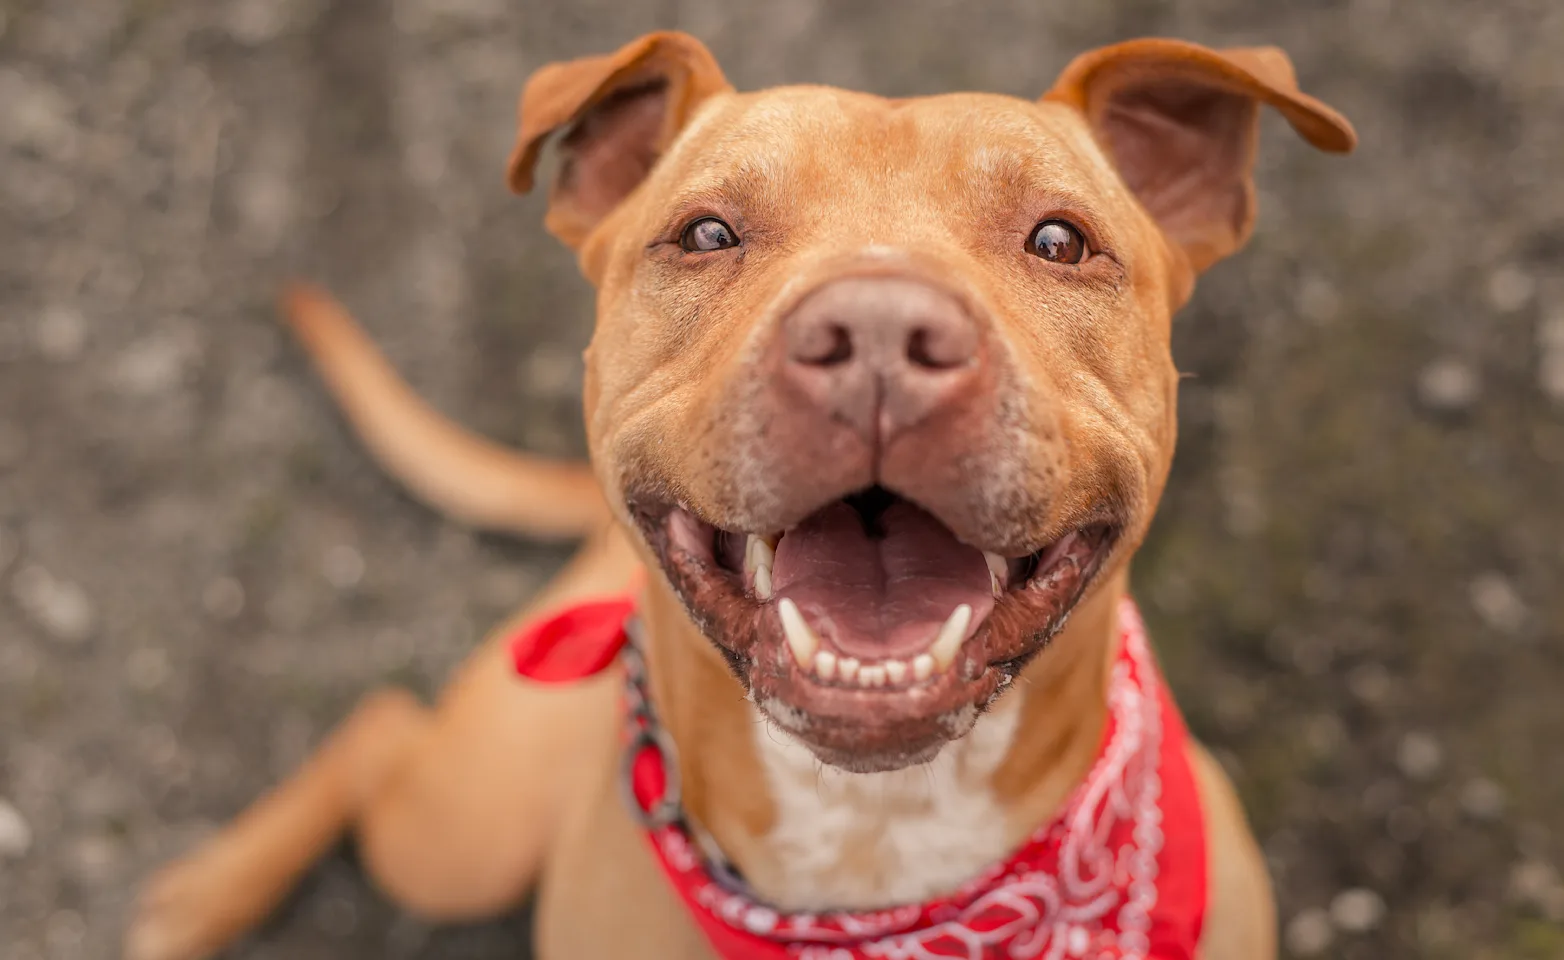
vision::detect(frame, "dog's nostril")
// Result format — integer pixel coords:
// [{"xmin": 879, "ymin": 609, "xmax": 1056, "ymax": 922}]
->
[
  {"xmin": 793, "ymin": 323, "xmax": 853, "ymax": 367},
  {"xmin": 907, "ymin": 328, "xmax": 946, "ymax": 369},
  {"xmin": 906, "ymin": 326, "xmax": 971, "ymax": 370},
  {"xmin": 819, "ymin": 326, "xmax": 853, "ymax": 365}
]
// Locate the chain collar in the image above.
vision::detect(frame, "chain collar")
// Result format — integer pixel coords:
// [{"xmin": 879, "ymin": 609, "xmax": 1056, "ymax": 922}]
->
[{"xmin": 618, "ymin": 615, "xmax": 685, "ymax": 831}]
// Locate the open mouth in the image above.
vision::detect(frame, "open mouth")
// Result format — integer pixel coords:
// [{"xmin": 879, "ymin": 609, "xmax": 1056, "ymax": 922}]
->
[{"xmin": 633, "ymin": 486, "xmax": 1117, "ymax": 770}]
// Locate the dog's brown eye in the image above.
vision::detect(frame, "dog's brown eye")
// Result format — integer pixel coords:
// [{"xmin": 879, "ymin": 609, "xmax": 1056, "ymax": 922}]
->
[
  {"xmin": 1026, "ymin": 220, "xmax": 1086, "ymax": 264},
  {"xmin": 680, "ymin": 217, "xmax": 738, "ymax": 252}
]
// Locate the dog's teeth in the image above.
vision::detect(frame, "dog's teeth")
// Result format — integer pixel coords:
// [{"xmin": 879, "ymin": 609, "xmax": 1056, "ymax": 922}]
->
[
  {"xmin": 746, "ymin": 535, "xmax": 776, "ymax": 571},
  {"xmin": 814, "ymin": 650, "xmax": 837, "ymax": 681},
  {"xmin": 984, "ymin": 552, "xmax": 1007, "ymax": 597},
  {"xmin": 929, "ymin": 604, "xmax": 973, "ymax": 671},
  {"xmin": 746, "ymin": 535, "xmax": 776, "ymax": 600},
  {"xmin": 912, "ymin": 654, "xmax": 935, "ymax": 682},
  {"xmin": 884, "ymin": 660, "xmax": 908, "ymax": 685},
  {"xmin": 777, "ymin": 598, "xmax": 818, "ymax": 668},
  {"xmin": 837, "ymin": 657, "xmax": 860, "ymax": 682},
  {"xmin": 858, "ymin": 664, "xmax": 886, "ymax": 687}
]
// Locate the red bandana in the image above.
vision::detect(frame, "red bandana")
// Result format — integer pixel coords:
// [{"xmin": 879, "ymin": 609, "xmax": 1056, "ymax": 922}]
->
[{"xmin": 512, "ymin": 596, "xmax": 1207, "ymax": 960}]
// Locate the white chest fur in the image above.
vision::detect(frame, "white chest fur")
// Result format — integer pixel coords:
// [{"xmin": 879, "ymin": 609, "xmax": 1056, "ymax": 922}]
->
[{"xmin": 745, "ymin": 694, "xmax": 1023, "ymax": 911}]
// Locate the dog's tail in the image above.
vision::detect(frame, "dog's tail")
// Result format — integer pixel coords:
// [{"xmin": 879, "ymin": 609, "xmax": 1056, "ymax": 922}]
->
[{"xmin": 278, "ymin": 283, "xmax": 608, "ymax": 542}]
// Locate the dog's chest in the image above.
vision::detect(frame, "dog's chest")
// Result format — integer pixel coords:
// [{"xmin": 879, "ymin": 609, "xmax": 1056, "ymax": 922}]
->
[{"xmin": 743, "ymin": 696, "xmax": 1022, "ymax": 911}]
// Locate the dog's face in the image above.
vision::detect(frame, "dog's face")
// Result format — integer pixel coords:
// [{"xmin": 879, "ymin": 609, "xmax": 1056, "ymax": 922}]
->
[{"xmin": 510, "ymin": 33, "xmax": 1353, "ymax": 771}]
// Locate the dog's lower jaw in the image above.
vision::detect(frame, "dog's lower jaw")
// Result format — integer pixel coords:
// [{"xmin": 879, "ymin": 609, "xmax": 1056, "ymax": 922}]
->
[
  {"xmin": 752, "ymin": 695, "xmax": 976, "ymax": 774},
  {"xmin": 742, "ymin": 647, "xmax": 1009, "ymax": 773}
]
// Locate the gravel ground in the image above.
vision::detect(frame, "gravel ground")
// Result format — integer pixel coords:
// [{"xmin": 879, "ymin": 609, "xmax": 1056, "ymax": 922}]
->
[{"xmin": 2, "ymin": 1, "xmax": 1562, "ymax": 958}]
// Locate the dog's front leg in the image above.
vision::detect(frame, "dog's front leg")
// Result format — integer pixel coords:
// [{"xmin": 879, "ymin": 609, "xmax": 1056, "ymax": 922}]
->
[{"xmin": 124, "ymin": 686, "xmax": 431, "ymax": 960}]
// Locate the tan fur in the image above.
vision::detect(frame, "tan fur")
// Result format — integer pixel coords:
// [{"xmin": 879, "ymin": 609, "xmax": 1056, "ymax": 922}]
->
[
  {"xmin": 1188, "ymin": 743, "xmax": 1280, "ymax": 960},
  {"xmin": 128, "ymin": 32, "xmax": 1353, "ymax": 960}
]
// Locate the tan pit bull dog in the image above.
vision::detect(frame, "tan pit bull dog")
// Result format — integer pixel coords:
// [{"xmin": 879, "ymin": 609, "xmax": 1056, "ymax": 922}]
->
[{"xmin": 126, "ymin": 31, "xmax": 1355, "ymax": 960}]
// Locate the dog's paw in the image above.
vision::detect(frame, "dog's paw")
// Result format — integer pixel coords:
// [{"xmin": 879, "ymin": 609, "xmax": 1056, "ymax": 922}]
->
[{"xmin": 124, "ymin": 843, "xmax": 269, "ymax": 960}]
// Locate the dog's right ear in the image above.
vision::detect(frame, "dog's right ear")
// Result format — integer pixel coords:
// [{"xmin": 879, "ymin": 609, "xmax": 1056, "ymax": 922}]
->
[{"xmin": 507, "ymin": 31, "xmax": 729, "ymax": 249}]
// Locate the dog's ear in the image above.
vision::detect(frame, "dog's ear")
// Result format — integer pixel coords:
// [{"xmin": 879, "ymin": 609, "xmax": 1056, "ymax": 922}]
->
[
  {"xmin": 1045, "ymin": 39, "xmax": 1356, "ymax": 275},
  {"xmin": 507, "ymin": 31, "xmax": 730, "ymax": 248}
]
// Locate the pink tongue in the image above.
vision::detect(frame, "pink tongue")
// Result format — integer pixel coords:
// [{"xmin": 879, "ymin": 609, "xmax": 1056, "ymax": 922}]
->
[{"xmin": 771, "ymin": 500, "xmax": 995, "ymax": 660}]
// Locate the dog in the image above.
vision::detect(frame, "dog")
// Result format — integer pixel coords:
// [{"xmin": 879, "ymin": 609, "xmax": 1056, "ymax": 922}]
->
[{"xmin": 126, "ymin": 31, "xmax": 1355, "ymax": 960}]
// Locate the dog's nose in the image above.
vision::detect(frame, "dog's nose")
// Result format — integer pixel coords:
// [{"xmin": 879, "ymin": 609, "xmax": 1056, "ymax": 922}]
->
[{"xmin": 782, "ymin": 277, "xmax": 981, "ymax": 443}]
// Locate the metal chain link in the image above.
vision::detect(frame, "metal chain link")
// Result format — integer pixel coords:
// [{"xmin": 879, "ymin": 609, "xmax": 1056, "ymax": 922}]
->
[{"xmin": 618, "ymin": 616, "xmax": 685, "ymax": 830}]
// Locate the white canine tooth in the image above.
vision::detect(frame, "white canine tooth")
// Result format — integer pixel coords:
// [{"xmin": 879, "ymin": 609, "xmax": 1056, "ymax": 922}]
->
[
  {"xmin": 912, "ymin": 654, "xmax": 935, "ymax": 682},
  {"xmin": 929, "ymin": 603, "xmax": 973, "ymax": 670},
  {"xmin": 814, "ymin": 650, "xmax": 837, "ymax": 681},
  {"xmin": 746, "ymin": 536, "xmax": 776, "ymax": 600},
  {"xmin": 984, "ymin": 551, "xmax": 1008, "ymax": 597},
  {"xmin": 746, "ymin": 534, "xmax": 775, "ymax": 571},
  {"xmin": 837, "ymin": 657, "xmax": 860, "ymax": 682},
  {"xmin": 858, "ymin": 664, "xmax": 886, "ymax": 687},
  {"xmin": 884, "ymin": 660, "xmax": 908, "ymax": 685},
  {"xmin": 777, "ymin": 598, "xmax": 818, "ymax": 668}
]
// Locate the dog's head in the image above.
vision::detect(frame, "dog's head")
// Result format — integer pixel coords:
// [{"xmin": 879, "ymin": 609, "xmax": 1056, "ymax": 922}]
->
[{"xmin": 510, "ymin": 33, "xmax": 1354, "ymax": 772}]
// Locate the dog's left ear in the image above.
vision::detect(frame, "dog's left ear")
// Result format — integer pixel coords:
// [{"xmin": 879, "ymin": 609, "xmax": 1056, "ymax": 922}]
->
[
  {"xmin": 507, "ymin": 31, "xmax": 730, "ymax": 248},
  {"xmin": 1045, "ymin": 38, "xmax": 1356, "ymax": 276}
]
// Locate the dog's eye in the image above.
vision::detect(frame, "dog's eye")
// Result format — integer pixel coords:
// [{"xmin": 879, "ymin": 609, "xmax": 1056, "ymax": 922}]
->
[
  {"xmin": 1026, "ymin": 220, "xmax": 1086, "ymax": 264},
  {"xmin": 680, "ymin": 217, "xmax": 739, "ymax": 252}
]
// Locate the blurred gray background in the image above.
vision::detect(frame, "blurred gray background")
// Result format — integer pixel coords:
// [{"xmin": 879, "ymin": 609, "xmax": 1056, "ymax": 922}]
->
[{"xmin": 1, "ymin": 1, "xmax": 1561, "ymax": 958}]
